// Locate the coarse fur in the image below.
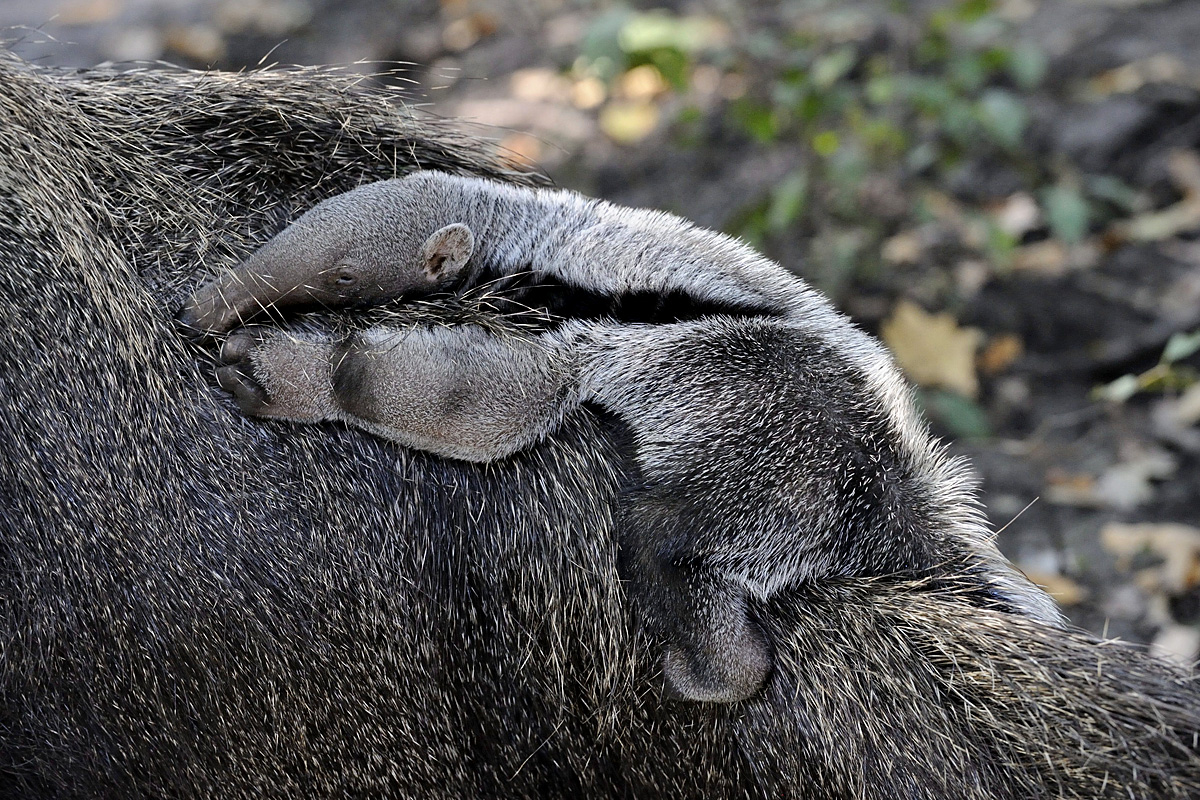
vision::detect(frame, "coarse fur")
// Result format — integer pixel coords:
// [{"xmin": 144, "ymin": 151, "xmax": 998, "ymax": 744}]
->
[
  {"xmin": 2, "ymin": 50, "xmax": 1200, "ymax": 798},
  {"xmin": 184, "ymin": 172, "xmax": 1061, "ymax": 701}
]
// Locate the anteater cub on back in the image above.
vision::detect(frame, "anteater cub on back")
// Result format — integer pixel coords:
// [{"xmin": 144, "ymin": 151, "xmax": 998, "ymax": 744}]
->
[{"xmin": 181, "ymin": 170, "xmax": 1061, "ymax": 702}]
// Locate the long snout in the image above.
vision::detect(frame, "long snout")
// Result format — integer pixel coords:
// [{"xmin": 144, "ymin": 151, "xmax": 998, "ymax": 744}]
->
[
  {"xmin": 177, "ymin": 262, "xmax": 297, "ymax": 338},
  {"xmin": 178, "ymin": 274, "xmax": 248, "ymax": 337}
]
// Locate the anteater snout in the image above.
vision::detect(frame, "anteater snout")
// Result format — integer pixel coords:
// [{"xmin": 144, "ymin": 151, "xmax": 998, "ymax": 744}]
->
[{"xmin": 177, "ymin": 278, "xmax": 250, "ymax": 338}]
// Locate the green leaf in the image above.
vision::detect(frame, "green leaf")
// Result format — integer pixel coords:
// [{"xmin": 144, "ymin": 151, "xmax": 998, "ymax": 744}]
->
[
  {"xmin": 977, "ymin": 89, "xmax": 1027, "ymax": 149},
  {"xmin": 909, "ymin": 76, "xmax": 954, "ymax": 115},
  {"xmin": 984, "ymin": 218, "xmax": 1018, "ymax": 269},
  {"xmin": 731, "ymin": 100, "xmax": 780, "ymax": 143},
  {"xmin": 865, "ymin": 74, "xmax": 896, "ymax": 105},
  {"xmin": 1009, "ymin": 41, "xmax": 1047, "ymax": 90},
  {"xmin": 862, "ymin": 118, "xmax": 908, "ymax": 157},
  {"xmin": 1086, "ymin": 175, "xmax": 1141, "ymax": 213},
  {"xmin": 813, "ymin": 130, "xmax": 840, "ymax": 156},
  {"xmin": 1042, "ymin": 183, "xmax": 1090, "ymax": 244},
  {"xmin": 812, "ymin": 46, "xmax": 857, "ymax": 89},
  {"xmin": 766, "ymin": 170, "xmax": 809, "ymax": 233},
  {"xmin": 729, "ymin": 205, "xmax": 767, "ymax": 248},
  {"xmin": 1163, "ymin": 330, "xmax": 1200, "ymax": 364},
  {"xmin": 771, "ymin": 77, "xmax": 807, "ymax": 110},
  {"xmin": 922, "ymin": 389, "xmax": 992, "ymax": 439},
  {"xmin": 619, "ymin": 11, "xmax": 722, "ymax": 55},
  {"xmin": 648, "ymin": 48, "xmax": 691, "ymax": 90},
  {"xmin": 1094, "ymin": 373, "xmax": 1141, "ymax": 404},
  {"xmin": 954, "ymin": 0, "xmax": 996, "ymax": 23},
  {"xmin": 581, "ymin": 8, "xmax": 632, "ymax": 71},
  {"xmin": 949, "ymin": 52, "xmax": 988, "ymax": 92},
  {"xmin": 941, "ymin": 98, "xmax": 978, "ymax": 147},
  {"xmin": 906, "ymin": 142, "xmax": 939, "ymax": 174},
  {"xmin": 978, "ymin": 46, "xmax": 1012, "ymax": 74}
]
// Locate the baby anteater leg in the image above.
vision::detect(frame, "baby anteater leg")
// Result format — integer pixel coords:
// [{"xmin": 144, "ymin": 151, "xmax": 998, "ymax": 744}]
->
[
  {"xmin": 332, "ymin": 325, "xmax": 580, "ymax": 462},
  {"xmin": 621, "ymin": 498, "xmax": 774, "ymax": 704},
  {"xmin": 662, "ymin": 568, "xmax": 773, "ymax": 703},
  {"xmin": 219, "ymin": 323, "xmax": 580, "ymax": 462}
]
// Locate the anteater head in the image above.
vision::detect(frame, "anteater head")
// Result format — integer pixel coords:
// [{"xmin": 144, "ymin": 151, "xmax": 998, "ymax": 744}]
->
[{"xmin": 178, "ymin": 176, "xmax": 476, "ymax": 336}]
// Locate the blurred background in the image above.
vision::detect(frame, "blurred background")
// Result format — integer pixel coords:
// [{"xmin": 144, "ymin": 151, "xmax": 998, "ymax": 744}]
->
[{"xmin": 5, "ymin": 0, "xmax": 1200, "ymax": 661}]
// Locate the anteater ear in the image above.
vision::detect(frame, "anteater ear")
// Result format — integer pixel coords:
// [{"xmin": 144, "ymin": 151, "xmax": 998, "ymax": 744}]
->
[{"xmin": 421, "ymin": 223, "xmax": 475, "ymax": 282}]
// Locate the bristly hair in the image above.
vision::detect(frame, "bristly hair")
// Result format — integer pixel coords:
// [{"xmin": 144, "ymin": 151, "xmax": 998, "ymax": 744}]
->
[
  {"xmin": 355, "ymin": 269, "xmax": 561, "ymax": 336},
  {"xmin": 2, "ymin": 49, "xmax": 1199, "ymax": 800}
]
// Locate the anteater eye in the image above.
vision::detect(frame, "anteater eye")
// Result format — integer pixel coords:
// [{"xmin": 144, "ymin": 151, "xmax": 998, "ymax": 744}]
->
[{"xmin": 334, "ymin": 268, "xmax": 357, "ymax": 286}]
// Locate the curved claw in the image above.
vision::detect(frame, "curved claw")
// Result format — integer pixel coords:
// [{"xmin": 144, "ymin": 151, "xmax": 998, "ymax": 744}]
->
[
  {"xmin": 214, "ymin": 365, "xmax": 269, "ymax": 413},
  {"xmin": 220, "ymin": 331, "xmax": 261, "ymax": 363}
]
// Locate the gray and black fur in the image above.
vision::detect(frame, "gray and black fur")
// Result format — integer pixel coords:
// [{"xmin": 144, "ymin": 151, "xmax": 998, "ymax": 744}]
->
[
  {"xmin": 183, "ymin": 172, "xmax": 1061, "ymax": 701},
  {"xmin": 3, "ymin": 51, "xmax": 1200, "ymax": 799}
]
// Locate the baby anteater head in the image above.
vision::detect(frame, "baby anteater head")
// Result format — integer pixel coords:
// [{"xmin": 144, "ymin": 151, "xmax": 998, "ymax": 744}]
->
[{"xmin": 179, "ymin": 177, "xmax": 476, "ymax": 336}]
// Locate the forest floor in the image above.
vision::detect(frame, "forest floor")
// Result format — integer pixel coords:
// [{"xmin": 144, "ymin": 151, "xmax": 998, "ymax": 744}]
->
[{"xmin": 6, "ymin": 0, "xmax": 1200, "ymax": 661}]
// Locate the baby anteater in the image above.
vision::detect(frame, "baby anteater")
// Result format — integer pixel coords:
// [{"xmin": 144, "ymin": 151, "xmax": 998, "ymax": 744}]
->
[{"xmin": 183, "ymin": 170, "xmax": 1062, "ymax": 703}]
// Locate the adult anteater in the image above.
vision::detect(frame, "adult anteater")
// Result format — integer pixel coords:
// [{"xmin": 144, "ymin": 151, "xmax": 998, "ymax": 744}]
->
[{"xmin": 1, "ymin": 52, "xmax": 1198, "ymax": 798}]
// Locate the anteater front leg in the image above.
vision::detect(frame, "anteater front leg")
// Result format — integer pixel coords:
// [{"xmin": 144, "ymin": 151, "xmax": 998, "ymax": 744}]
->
[
  {"xmin": 218, "ymin": 324, "xmax": 580, "ymax": 462},
  {"xmin": 333, "ymin": 325, "xmax": 581, "ymax": 462}
]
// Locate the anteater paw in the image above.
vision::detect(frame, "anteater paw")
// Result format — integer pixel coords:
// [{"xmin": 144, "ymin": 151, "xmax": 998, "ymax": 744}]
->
[{"xmin": 215, "ymin": 327, "xmax": 338, "ymax": 423}]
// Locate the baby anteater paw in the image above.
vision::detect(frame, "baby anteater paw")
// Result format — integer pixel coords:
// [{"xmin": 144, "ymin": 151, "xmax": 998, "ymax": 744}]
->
[{"xmin": 216, "ymin": 327, "xmax": 340, "ymax": 423}]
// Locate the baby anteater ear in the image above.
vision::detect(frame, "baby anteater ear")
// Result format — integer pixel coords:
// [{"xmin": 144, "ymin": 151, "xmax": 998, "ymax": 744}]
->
[{"xmin": 421, "ymin": 223, "xmax": 475, "ymax": 282}]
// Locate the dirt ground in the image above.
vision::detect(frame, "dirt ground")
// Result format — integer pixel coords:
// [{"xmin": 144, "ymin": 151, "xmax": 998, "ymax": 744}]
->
[{"xmin": 5, "ymin": 0, "xmax": 1200, "ymax": 662}]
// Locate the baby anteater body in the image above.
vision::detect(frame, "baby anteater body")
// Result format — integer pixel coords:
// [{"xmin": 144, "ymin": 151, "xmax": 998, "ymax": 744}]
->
[{"xmin": 185, "ymin": 171, "xmax": 1061, "ymax": 702}]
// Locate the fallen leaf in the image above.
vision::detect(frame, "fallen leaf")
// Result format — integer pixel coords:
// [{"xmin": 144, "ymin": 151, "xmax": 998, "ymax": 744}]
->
[
  {"xmin": 104, "ymin": 27, "xmax": 163, "ymax": 62},
  {"xmin": 1101, "ymin": 522, "xmax": 1200, "ymax": 594},
  {"xmin": 1112, "ymin": 149, "xmax": 1200, "ymax": 241},
  {"xmin": 1023, "ymin": 571, "xmax": 1088, "ymax": 606},
  {"xmin": 990, "ymin": 192, "xmax": 1040, "ymax": 237},
  {"xmin": 165, "ymin": 25, "xmax": 225, "ymax": 63},
  {"xmin": 1116, "ymin": 201, "xmax": 1200, "ymax": 242},
  {"xmin": 1174, "ymin": 383, "xmax": 1200, "ymax": 426},
  {"xmin": 1050, "ymin": 448, "xmax": 1176, "ymax": 511},
  {"xmin": 1169, "ymin": 149, "xmax": 1200, "ymax": 196},
  {"xmin": 1151, "ymin": 389, "xmax": 1200, "ymax": 451},
  {"xmin": 1150, "ymin": 624, "xmax": 1200, "ymax": 667},
  {"xmin": 1011, "ymin": 240, "xmax": 1067, "ymax": 275},
  {"xmin": 442, "ymin": 13, "xmax": 495, "ymax": 52},
  {"xmin": 978, "ymin": 333, "xmax": 1023, "ymax": 375},
  {"xmin": 497, "ymin": 133, "xmax": 542, "ymax": 169},
  {"xmin": 1092, "ymin": 464, "xmax": 1155, "ymax": 510},
  {"xmin": 571, "ymin": 77, "xmax": 606, "ymax": 109},
  {"xmin": 216, "ymin": 0, "xmax": 314, "ymax": 36},
  {"xmin": 599, "ymin": 101, "xmax": 660, "ymax": 144},
  {"xmin": 1090, "ymin": 53, "xmax": 1187, "ymax": 96},
  {"xmin": 616, "ymin": 64, "xmax": 669, "ymax": 101},
  {"xmin": 954, "ymin": 260, "xmax": 990, "ymax": 299},
  {"xmin": 921, "ymin": 190, "xmax": 964, "ymax": 224},
  {"xmin": 881, "ymin": 300, "xmax": 982, "ymax": 397},
  {"xmin": 1044, "ymin": 469, "xmax": 1096, "ymax": 507},
  {"xmin": 510, "ymin": 68, "xmax": 570, "ymax": 103},
  {"xmin": 881, "ymin": 231, "xmax": 923, "ymax": 265},
  {"xmin": 57, "ymin": 0, "xmax": 121, "ymax": 25}
]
